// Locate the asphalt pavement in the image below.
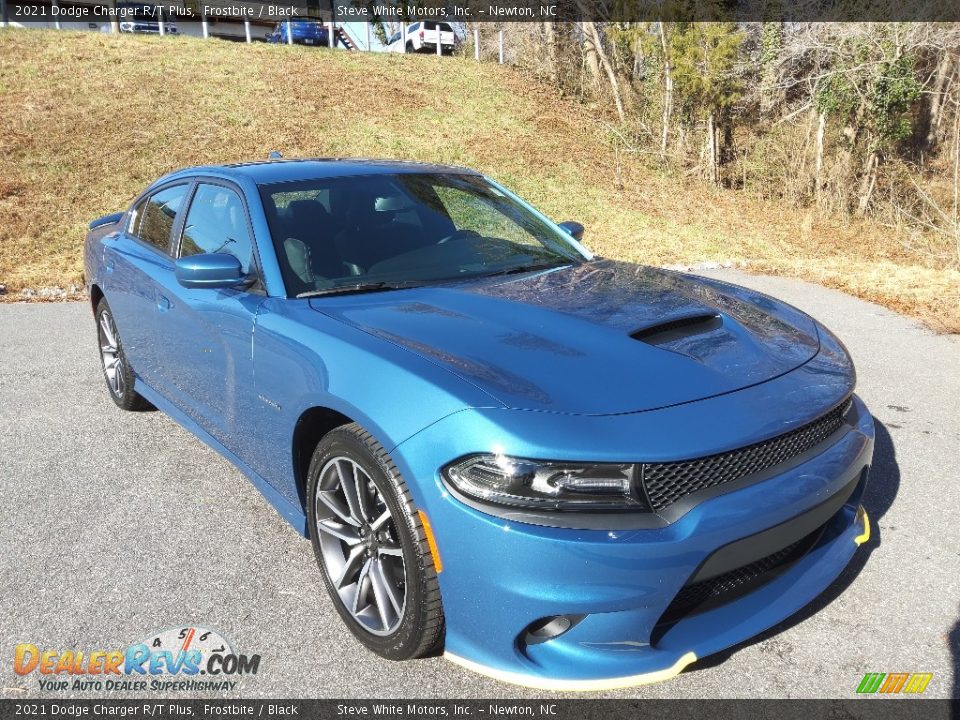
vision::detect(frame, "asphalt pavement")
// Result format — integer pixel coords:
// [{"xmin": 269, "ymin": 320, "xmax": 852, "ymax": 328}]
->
[{"xmin": 0, "ymin": 270, "xmax": 958, "ymax": 700}]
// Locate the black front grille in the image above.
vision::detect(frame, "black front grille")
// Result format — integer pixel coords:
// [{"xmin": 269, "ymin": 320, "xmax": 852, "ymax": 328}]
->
[
  {"xmin": 642, "ymin": 399, "xmax": 851, "ymax": 512},
  {"xmin": 657, "ymin": 527, "xmax": 822, "ymax": 626}
]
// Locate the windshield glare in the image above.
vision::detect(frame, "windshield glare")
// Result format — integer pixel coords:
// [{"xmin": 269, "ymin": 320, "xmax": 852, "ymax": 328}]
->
[{"xmin": 258, "ymin": 173, "xmax": 587, "ymax": 297}]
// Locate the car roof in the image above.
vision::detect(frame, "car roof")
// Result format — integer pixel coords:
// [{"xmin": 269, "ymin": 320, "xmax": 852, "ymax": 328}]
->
[{"xmin": 162, "ymin": 158, "xmax": 479, "ymax": 186}]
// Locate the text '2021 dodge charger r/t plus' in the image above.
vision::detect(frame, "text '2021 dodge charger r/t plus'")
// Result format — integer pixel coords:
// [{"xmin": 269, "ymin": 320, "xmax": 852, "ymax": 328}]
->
[{"xmin": 84, "ymin": 159, "xmax": 874, "ymax": 690}]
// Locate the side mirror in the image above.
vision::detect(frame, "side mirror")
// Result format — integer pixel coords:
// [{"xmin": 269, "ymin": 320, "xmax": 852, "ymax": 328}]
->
[
  {"xmin": 175, "ymin": 254, "xmax": 250, "ymax": 290},
  {"xmin": 557, "ymin": 221, "xmax": 585, "ymax": 242}
]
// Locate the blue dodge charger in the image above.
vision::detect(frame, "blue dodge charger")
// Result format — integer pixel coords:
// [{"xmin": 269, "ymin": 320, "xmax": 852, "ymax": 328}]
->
[{"xmin": 84, "ymin": 159, "xmax": 874, "ymax": 690}]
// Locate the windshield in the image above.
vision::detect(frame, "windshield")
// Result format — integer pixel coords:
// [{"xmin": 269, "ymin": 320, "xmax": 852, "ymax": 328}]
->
[{"xmin": 259, "ymin": 173, "xmax": 588, "ymax": 298}]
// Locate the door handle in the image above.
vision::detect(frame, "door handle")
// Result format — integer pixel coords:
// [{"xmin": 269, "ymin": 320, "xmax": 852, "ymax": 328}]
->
[{"xmin": 157, "ymin": 295, "xmax": 172, "ymax": 312}]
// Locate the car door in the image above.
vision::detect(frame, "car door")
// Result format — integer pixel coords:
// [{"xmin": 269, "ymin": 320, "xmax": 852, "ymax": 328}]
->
[
  {"xmin": 149, "ymin": 180, "xmax": 267, "ymax": 453},
  {"xmin": 102, "ymin": 181, "xmax": 192, "ymax": 399}
]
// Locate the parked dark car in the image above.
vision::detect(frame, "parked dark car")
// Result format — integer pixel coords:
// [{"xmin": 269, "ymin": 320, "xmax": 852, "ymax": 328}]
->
[
  {"xmin": 116, "ymin": 2, "xmax": 178, "ymax": 34},
  {"xmin": 266, "ymin": 20, "xmax": 335, "ymax": 47}
]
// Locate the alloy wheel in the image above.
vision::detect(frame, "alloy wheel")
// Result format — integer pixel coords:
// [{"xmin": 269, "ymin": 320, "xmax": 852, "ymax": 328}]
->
[
  {"xmin": 314, "ymin": 456, "xmax": 407, "ymax": 636},
  {"xmin": 98, "ymin": 309, "xmax": 125, "ymax": 399}
]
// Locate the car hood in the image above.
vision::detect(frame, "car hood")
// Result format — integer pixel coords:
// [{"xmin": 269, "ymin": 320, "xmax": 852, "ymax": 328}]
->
[{"xmin": 311, "ymin": 261, "xmax": 821, "ymax": 415}]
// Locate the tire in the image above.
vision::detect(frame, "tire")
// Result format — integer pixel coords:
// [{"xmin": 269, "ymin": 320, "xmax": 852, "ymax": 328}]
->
[
  {"xmin": 95, "ymin": 298, "xmax": 150, "ymax": 411},
  {"xmin": 306, "ymin": 423, "xmax": 444, "ymax": 660}
]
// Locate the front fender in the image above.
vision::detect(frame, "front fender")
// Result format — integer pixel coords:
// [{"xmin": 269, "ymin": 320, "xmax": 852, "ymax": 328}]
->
[{"xmin": 246, "ymin": 297, "xmax": 501, "ymax": 514}]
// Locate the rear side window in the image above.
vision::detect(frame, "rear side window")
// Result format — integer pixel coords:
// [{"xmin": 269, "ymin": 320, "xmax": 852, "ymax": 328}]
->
[
  {"xmin": 133, "ymin": 184, "xmax": 189, "ymax": 252},
  {"xmin": 179, "ymin": 184, "xmax": 254, "ymax": 274}
]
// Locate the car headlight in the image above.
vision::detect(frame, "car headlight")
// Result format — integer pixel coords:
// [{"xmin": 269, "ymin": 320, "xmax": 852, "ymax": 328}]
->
[{"xmin": 442, "ymin": 454, "xmax": 647, "ymax": 511}]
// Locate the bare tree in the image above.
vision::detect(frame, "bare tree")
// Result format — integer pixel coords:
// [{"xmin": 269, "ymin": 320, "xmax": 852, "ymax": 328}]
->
[
  {"xmin": 585, "ymin": 22, "xmax": 625, "ymax": 122},
  {"xmin": 926, "ymin": 50, "xmax": 957, "ymax": 149},
  {"xmin": 543, "ymin": 21, "xmax": 558, "ymax": 81},
  {"xmin": 659, "ymin": 21, "xmax": 674, "ymax": 161}
]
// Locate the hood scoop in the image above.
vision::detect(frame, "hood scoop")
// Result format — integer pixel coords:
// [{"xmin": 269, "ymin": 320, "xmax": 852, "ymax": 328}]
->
[{"xmin": 631, "ymin": 313, "xmax": 723, "ymax": 346}]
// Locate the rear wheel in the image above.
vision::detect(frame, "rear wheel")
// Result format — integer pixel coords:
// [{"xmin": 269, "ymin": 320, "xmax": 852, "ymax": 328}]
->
[
  {"xmin": 307, "ymin": 423, "xmax": 444, "ymax": 660},
  {"xmin": 95, "ymin": 298, "xmax": 149, "ymax": 411}
]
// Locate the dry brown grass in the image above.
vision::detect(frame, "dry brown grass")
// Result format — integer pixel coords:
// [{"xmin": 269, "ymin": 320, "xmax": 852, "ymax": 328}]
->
[{"xmin": 1, "ymin": 29, "xmax": 958, "ymax": 331}]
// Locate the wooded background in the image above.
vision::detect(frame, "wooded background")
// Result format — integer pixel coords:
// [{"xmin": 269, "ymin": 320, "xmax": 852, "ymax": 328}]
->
[{"xmin": 465, "ymin": 22, "xmax": 960, "ymax": 266}]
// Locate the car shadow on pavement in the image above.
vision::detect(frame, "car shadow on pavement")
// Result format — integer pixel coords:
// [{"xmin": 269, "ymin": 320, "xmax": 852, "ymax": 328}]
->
[{"xmin": 689, "ymin": 419, "xmax": 900, "ymax": 673}]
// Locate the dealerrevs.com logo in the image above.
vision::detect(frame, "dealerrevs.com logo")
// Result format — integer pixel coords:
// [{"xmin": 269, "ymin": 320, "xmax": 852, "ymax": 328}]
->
[{"xmin": 14, "ymin": 626, "xmax": 260, "ymax": 692}]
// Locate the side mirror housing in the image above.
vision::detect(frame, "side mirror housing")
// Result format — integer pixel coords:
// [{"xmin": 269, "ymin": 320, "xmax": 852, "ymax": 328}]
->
[
  {"xmin": 175, "ymin": 254, "xmax": 249, "ymax": 290},
  {"xmin": 557, "ymin": 221, "xmax": 585, "ymax": 242}
]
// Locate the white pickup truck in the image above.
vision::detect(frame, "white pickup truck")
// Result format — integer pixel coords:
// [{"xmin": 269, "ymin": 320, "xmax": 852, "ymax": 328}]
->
[{"xmin": 386, "ymin": 21, "xmax": 456, "ymax": 54}]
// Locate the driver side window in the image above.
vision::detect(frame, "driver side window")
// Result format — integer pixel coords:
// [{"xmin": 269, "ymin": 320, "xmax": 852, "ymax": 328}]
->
[{"xmin": 179, "ymin": 184, "xmax": 254, "ymax": 274}]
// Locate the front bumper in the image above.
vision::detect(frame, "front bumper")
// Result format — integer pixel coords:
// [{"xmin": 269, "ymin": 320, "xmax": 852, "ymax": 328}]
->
[{"xmin": 393, "ymin": 393, "xmax": 874, "ymax": 689}]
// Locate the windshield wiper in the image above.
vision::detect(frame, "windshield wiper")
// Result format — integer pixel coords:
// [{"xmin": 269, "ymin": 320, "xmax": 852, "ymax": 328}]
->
[
  {"xmin": 297, "ymin": 280, "xmax": 418, "ymax": 299},
  {"xmin": 485, "ymin": 261, "xmax": 571, "ymax": 278}
]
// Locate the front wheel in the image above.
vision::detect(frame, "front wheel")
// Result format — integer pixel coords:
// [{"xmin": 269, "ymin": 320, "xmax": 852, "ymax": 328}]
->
[
  {"xmin": 95, "ymin": 298, "xmax": 149, "ymax": 411},
  {"xmin": 307, "ymin": 423, "xmax": 444, "ymax": 660}
]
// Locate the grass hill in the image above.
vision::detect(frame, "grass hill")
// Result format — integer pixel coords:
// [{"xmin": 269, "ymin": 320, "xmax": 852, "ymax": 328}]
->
[{"xmin": 1, "ymin": 29, "xmax": 957, "ymax": 331}]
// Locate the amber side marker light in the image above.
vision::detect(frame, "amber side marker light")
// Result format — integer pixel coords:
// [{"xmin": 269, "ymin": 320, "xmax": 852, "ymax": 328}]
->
[
  {"xmin": 855, "ymin": 507, "xmax": 870, "ymax": 546},
  {"xmin": 418, "ymin": 510, "xmax": 443, "ymax": 573}
]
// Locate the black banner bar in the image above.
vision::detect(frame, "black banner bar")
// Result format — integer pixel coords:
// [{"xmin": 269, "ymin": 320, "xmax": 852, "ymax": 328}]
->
[
  {"xmin": 5, "ymin": 0, "xmax": 960, "ymax": 23},
  {"xmin": 0, "ymin": 699, "xmax": 957, "ymax": 720}
]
